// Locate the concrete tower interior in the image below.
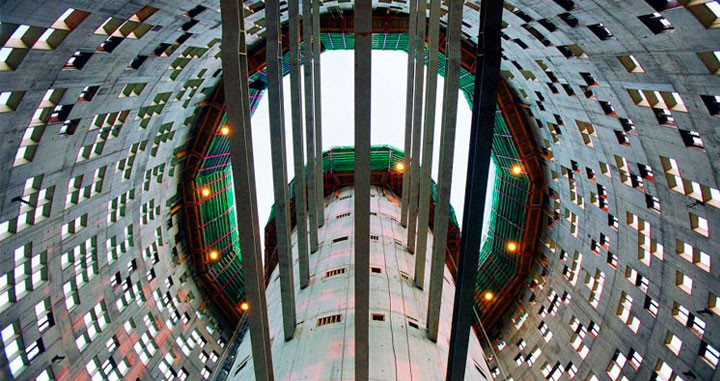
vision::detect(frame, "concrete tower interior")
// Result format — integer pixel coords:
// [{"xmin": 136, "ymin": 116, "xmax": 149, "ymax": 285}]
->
[{"xmin": 1, "ymin": 0, "xmax": 719, "ymax": 380}]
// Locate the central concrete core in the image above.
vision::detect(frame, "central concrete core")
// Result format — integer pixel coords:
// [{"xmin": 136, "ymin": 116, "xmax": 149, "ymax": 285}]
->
[{"xmin": 229, "ymin": 185, "xmax": 489, "ymax": 380}]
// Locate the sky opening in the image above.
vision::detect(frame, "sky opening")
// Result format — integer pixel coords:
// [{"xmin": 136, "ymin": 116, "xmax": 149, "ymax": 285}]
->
[{"xmin": 251, "ymin": 50, "xmax": 495, "ymax": 245}]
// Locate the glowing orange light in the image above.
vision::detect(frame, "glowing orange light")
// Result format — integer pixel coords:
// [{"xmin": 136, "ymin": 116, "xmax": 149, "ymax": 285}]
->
[
  {"xmin": 511, "ymin": 164, "xmax": 523, "ymax": 176},
  {"xmin": 240, "ymin": 301, "xmax": 249, "ymax": 311},
  {"xmin": 201, "ymin": 187, "xmax": 211, "ymax": 198},
  {"xmin": 484, "ymin": 291, "xmax": 494, "ymax": 301},
  {"xmin": 506, "ymin": 241, "xmax": 518, "ymax": 253},
  {"xmin": 209, "ymin": 250, "xmax": 219, "ymax": 261},
  {"xmin": 395, "ymin": 162, "xmax": 405, "ymax": 171},
  {"xmin": 220, "ymin": 125, "xmax": 231, "ymax": 136}
]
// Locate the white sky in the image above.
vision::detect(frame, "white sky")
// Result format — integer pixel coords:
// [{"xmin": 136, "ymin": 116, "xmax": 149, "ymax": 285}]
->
[{"xmin": 250, "ymin": 50, "xmax": 495, "ymax": 245}]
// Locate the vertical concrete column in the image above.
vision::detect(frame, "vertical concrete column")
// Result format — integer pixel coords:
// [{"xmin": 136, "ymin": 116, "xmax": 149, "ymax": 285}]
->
[
  {"xmin": 400, "ymin": 0, "xmax": 418, "ymax": 228},
  {"xmin": 302, "ymin": 0, "xmax": 319, "ymax": 252},
  {"xmin": 219, "ymin": 0, "xmax": 274, "ymax": 378},
  {"xmin": 266, "ymin": 0, "xmax": 297, "ymax": 343},
  {"xmin": 289, "ymin": 0, "xmax": 310, "ymax": 289},
  {"xmin": 406, "ymin": 0, "xmax": 428, "ymax": 253},
  {"xmin": 414, "ymin": 0, "xmax": 441, "ymax": 290},
  {"xmin": 446, "ymin": 0, "xmax": 503, "ymax": 379},
  {"xmin": 312, "ymin": 0, "xmax": 324, "ymax": 228},
  {"xmin": 354, "ymin": 0, "xmax": 372, "ymax": 378},
  {"xmin": 427, "ymin": 0, "xmax": 462, "ymax": 343}
]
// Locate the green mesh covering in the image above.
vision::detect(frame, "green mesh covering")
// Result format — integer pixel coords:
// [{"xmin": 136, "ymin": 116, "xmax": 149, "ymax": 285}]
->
[
  {"xmin": 195, "ymin": 32, "xmax": 531, "ymax": 306},
  {"xmin": 195, "ymin": 166, "xmax": 245, "ymax": 302},
  {"xmin": 266, "ymin": 145, "xmax": 459, "ymax": 227}
]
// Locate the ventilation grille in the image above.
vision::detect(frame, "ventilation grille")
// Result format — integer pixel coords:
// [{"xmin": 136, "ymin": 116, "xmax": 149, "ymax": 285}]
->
[
  {"xmin": 324, "ymin": 268, "xmax": 346, "ymax": 278},
  {"xmin": 316, "ymin": 314, "xmax": 342, "ymax": 327}
]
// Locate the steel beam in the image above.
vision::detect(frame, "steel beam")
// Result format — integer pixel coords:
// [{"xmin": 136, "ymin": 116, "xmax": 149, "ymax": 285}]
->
[
  {"xmin": 266, "ymin": 0, "xmax": 297, "ymax": 343},
  {"xmin": 302, "ymin": 0, "xmax": 319, "ymax": 252},
  {"xmin": 219, "ymin": 0, "xmax": 274, "ymax": 378},
  {"xmin": 400, "ymin": 0, "xmax": 418, "ymax": 228},
  {"xmin": 446, "ymin": 0, "xmax": 503, "ymax": 379},
  {"xmin": 313, "ymin": 0, "xmax": 324, "ymax": 228},
  {"xmin": 413, "ymin": 0, "xmax": 441, "ymax": 290},
  {"xmin": 354, "ymin": 0, "xmax": 371, "ymax": 378},
  {"xmin": 406, "ymin": 0, "xmax": 427, "ymax": 253},
  {"xmin": 289, "ymin": 0, "xmax": 310, "ymax": 289},
  {"xmin": 427, "ymin": 0, "xmax": 462, "ymax": 343}
]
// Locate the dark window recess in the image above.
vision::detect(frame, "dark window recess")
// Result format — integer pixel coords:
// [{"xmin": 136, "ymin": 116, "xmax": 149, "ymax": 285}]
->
[
  {"xmin": 552, "ymin": 0, "xmax": 575, "ymax": 11},
  {"xmin": 580, "ymin": 72, "xmax": 598, "ymax": 86},
  {"xmin": 332, "ymin": 236, "xmax": 348, "ymax": 243},
  {"xmin": 49, "ymin": 104, "xmax": 73, "ymax": 123},
  {"xmin": 511, "ymin": 60, "xmax": 524, "ymax": 70},
  {"xmin": 558, "ymin": 12, "xmax": 579, "ymax": 27},
  {"xmin": 63, "ymin": 51, "xmax": 92, "ymax": 70},
  {"xmin": 512, "ymin": 38, "xmax": 529, "ymax": 50},
  {"xmin": 639, "ymin": 164, "xmax": 654, "ymax": 180},
  {"xmin": 78, "ymin": 86, "xmax": 99, "ymax": 101},
  {"xmin": 638, "ymin": 13, "xmax": 674, "ymax": 34},
  {"xmin": 631, "ymin": 174, "xmax": 644, "ymax": 190},
  {"xmin": 501, "ymin": 32, "xmax": 511, "ymax": 41},
  {"xmin": 128, "ymin": 55, "xmax": 148, "ymax": 70},
  {"xmin": 536, "ymin": 101, "xmax": 545, "ymax": 111},
  {"xmin": 646, "ymin": 194, "xmax": 661, "ymax": 211},
  {"xmin": 98, "ymin": 36, "xmax": 123, "ymax": 53},
  {"xmin": 644, "ymin": 0, "xmax": 683, "ymax": 12},
  {"xmin": 551, "ymin": 124, "xmax": 562, "ymax": 135},
  {"xmin": 562, "ymin": 84, "xmax": 576, "ymax": 97},
  {"xmin": 599, "ymin": 101, "xmax": 616, "ymax": 116},
  {"xmin": 212, "ymin": 68, "xmax": 222, "ymax": 78},
  {"xmin": 371, "ymin": 313, "xmax": 385, "ymax": 321},
  {"xmin": 588, "ymin": 23, "xmax": 614, "ymax": 40},
  {"xmin": 371, "ymin": 267, "xmax": 382, "ymax": 274},
  {"xmin": 619, "ymin": 118, "xmax": 636, "ymax": 133},
  {"xmin": 679, "ymin": 129, "xmax": 705, "ymax": 149},
  {"xmin": 535, "ymin": 91, "xmax": 546, "ymax": 102},
  {"xmin": 153, "ymin": 43, "xmax": 171, "ymax": 56},
  {"xmin": 586, "ymin": 167, "xmax": 596, "ymax": 180},
  {"xmin": 547, "ymin": 83, "xmax": 559, "ymax": 94},
  {"xmin": 511, "ymin": 9, "xmax": 533, "ymax": 23},
  {"xmin": 185, "ymin": 5, "xmax": 207, "ymax": 18},
  {"xmin": 701, "ymin": 95, "xmax": 720, "ymax": 116},
  {"xmin": 581, "ymin": 85, "xmax": 595, "ymax": 99},
  {"xmin": 554, "ymin": 114, "xmax": 564, "ymax": 125},
  {"xmin": 609, "ymin": 214, "xmax": 619, "ymax": 228},
  {"xmin": 538, "ymin": 18, "xmax": 558, "ymax": 32},
  {"xmin": 175, "ymin": 32, "xmax": 193, "ymax": 45},
  {"xmin": 597, "ymin": 184, "xmax": 607, "ymax": 198},
  {"xmin": 60, "ymin": 119, "xmax": 80, "ymax": 136},
  {"xmin": 522, "ymin": 25, "xmax": 552, "ymax": 47},
  {"xmin": 182, "ymin": 19, "xmax": 198, "ymax": 31},
  {"xmin": 570, "ymin": 160, "xmax": 580, "ymax": 172},
  {"xmin": 546, "ymin": 71, "xmax": 559, "ymax": 83},
  {"xmin": 370, "ymin": 234, "xmax": 379, "ymax": 241},
  {"xmin": 615, "ymin": 130, "xmax": 631, "ymax": 146},
  {"xmin": 653, "ymin": 108, "xmax": 676, "ymax": 126},
  {"xmin": 557, "ymin": 45, "xmax": 574, "ymax": 58},
  {"xmin": 408, "ymin": 320, "xmax": 419, "ymax": 329}
]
